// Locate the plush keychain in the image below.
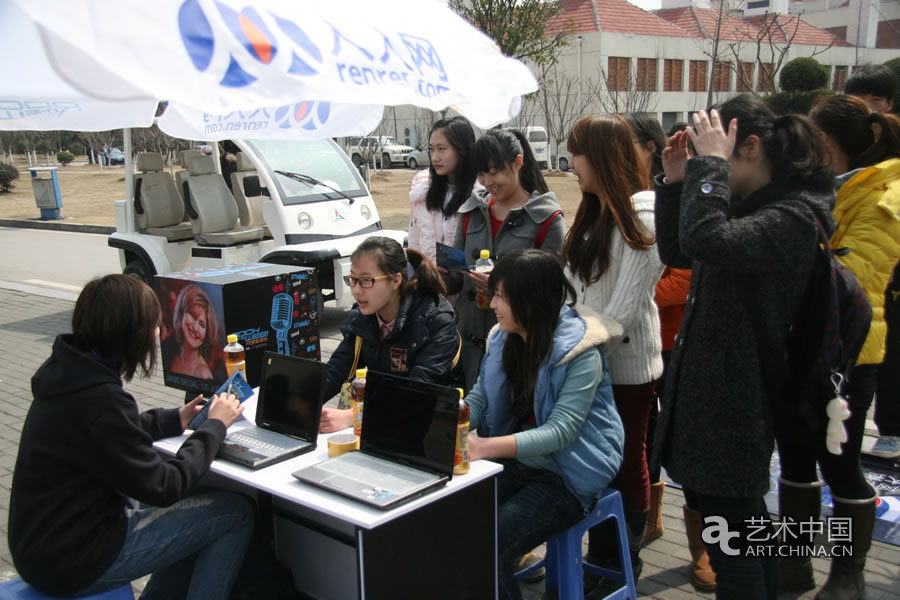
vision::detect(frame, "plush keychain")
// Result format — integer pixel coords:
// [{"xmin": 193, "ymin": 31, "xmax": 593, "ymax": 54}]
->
[{"xmin": 825, "ymin": 372, "xmax": 852, "ymax": 455}]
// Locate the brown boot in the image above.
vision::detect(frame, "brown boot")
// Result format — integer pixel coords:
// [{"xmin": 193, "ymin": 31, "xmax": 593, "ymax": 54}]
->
[
  {"xmin": 815, "ymin": 491, "xmax": 877, "ymax": 600},
  {"xmin": 683, "ymin": 505, "xmax": 717, "ymax": 592},
  {"xmin": 778, "ymin": 478, "xmax": 822, "ymax": 592},
  {"xmin": 644, "ymin": 481, "xmax": 665, "ymax": 544}
]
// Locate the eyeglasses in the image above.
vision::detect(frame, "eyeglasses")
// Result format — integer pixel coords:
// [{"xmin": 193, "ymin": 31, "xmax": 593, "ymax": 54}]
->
[{"xmin": 343, "ymin": 274, "xmax": 392, "ymax": 288}]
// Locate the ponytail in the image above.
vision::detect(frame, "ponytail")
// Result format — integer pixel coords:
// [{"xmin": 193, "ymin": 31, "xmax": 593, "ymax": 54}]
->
[
  {"xmin": 403, "ymin": 248, "xmax": 448, "ymax": 297},
  {"xmin": 473, "ymin": 128, "xmax": 548, "ymax": 195},
  {"xmin": 507, "ymin": 129, "xmax": 549, "ymax": 195},
  {"xmin": 714, "ymin": 94, "xmax": 832, "ymax": 191},
  {"xmin": 810, "ymin": 94, "xmax": 900, "ymax": 170}
]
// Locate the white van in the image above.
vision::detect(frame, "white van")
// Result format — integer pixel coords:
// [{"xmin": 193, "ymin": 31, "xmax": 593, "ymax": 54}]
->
[
  {"xmin": 108, "ymin": 138, "xmax": 406, "ymax": 309},
  {"xmin": 523, "ymin": 126, "xmax": 549, "ymax": 170}
]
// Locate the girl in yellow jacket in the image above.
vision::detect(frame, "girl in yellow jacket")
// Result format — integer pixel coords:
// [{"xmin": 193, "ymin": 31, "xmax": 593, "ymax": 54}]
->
[{"xmin": 774, "ymin": 95, "xmax": 900, "ymax": 600}]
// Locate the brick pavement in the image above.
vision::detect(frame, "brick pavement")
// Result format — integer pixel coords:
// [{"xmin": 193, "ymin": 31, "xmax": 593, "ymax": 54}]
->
[{"xmin": 0, "ymin": 285, "xmax": 897, "ymax": 599}]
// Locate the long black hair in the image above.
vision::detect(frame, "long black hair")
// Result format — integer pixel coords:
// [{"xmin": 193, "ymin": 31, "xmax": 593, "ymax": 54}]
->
[
  {"xmin": 488, "ymin": 250, "xmax": 575, "ymax": 420},
  {"xmin": 713, "ymin": 94, "xmax": 833, "ymax": 192},
  {"xmin": 351, "ymin": 236, "xmax": 447, "ymax": 299},
  {"xmin": 625, "ymin": 113, "xmax": 666, "ymax": 178},
  {"xmin": 473, "ymin": 129, "xmax": 548, "ymax": 195},
  {"xmin": 425, "ymin": 117, "xmax": 477, "ymax": 216}
]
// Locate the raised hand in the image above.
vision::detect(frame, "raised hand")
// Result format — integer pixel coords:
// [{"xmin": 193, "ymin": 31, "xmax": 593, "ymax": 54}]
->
[
  {"xmin": 661, "ymin": 130, "xmax": 691, "ymax": 183},
  {"xmin": 687, "ymin": 109, "xmax": 737, "ymax": 160}
]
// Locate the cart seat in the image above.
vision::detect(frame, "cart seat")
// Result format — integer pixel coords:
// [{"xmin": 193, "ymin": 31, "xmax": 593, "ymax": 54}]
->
[
  {"xmin": 183, "ymin": 155, "xmax": 264, "ymax": 246},
  {"xmin": 133, "ymin": 152, "xmax": 193, "ymax": 242}
]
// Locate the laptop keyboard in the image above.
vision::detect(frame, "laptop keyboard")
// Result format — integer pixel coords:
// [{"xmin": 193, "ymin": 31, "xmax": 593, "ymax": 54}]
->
[
  {"xmin": 227, "ymin": 427, "xmax": 307, "ymax": 457},
  {"xmin": 319, "ymin": 451, "xmax": 435, "ymax": 492}
]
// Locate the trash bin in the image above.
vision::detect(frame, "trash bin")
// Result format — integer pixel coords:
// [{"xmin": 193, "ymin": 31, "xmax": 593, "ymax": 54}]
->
[{"xmin": 30, "ymin": 167, "xmax": 63, "ymax": 220}]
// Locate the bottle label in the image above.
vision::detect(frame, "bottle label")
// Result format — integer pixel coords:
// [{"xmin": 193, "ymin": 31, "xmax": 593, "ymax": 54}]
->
[
  {"xmin": 353, "ymin": 401, "xmax": 364, "ymax": 438},
  {"xmin": 454, "ymin": 422, "xmax": 469, "ymax": 474},
  {"xmin": 226, "ymin": 360, "xmax": 246, "ymax": 378}
]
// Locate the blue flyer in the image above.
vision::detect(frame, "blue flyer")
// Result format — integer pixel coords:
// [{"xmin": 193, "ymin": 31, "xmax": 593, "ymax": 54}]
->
[{"xmin": 187, "ymin": 371, "xmax": 254, "ymax": 429}]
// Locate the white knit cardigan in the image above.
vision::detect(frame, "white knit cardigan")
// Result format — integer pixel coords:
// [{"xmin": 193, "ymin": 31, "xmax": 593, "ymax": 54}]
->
[{"xmin": 567, "ymin": 190, "xmax": 665, "ymax": 385}]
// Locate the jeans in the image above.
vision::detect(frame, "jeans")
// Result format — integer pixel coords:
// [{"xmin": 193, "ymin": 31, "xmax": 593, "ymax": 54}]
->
[
  {"xmin": 778, "ymin": 363, "xmax": 876, "ymax": 499},
  {"xmin": 75, "ymin": 491, "xmax": 254, "ymax": 600},
  {"xmin": 683, "ymin": 489, "xmax": 778, "ymax": 600},
  {"xmin": 495, "ymin": 459, "xmax": 584, "ymax": 600}
]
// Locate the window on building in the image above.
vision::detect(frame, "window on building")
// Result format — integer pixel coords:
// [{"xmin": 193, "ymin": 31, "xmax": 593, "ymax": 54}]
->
[
  {"xmin": 833, "ymin": 65, "xmax": 848, "ymax": 91},
  {"xmin": 689, "ymin": 60, "xmax": 707, "ymax": 92},
  {"xmin": 737, "ymin": 62, "xmax": 754, "ymax": 92},
  {"xmin": 664, "ymin": 59, "xmax": 684, "ymax": 92},
  {"xmin": 636, "ymin": 58, "xmax": 658, "ymax": 92},
  {"xmin": 757, "ymin": 63, "xmax": 774, "ymax": 92},
  {"xmin": 608, "ymin": 57, "xmax": 631, "ymax": 92},
  {"xmin": 713, "ymin": 62, "xmax": 732, "ymax": 92}
]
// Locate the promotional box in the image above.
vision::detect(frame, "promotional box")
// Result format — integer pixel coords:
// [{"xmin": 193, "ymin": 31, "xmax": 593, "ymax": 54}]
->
[{"xmin": 156, "ymin": 263, "xmax": 320, "ymax": 395}]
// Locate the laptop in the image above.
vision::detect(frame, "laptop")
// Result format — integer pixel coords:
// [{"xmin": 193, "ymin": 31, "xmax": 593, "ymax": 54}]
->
[
  {"xmin": 292, "ymin": 370, "xmax": 459, "ymax": 509},
  {"xmin": 219, "ymin": 352, "xmax": 325, "ymax": 469}
]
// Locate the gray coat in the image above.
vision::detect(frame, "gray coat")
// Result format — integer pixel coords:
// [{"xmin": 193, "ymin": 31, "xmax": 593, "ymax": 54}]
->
[
  {"xmin": 653, "ymin": 157, "xmax": 835, "ymax": 499},
  {"xmin": 447, "ymin": 189, "xmax": 565, "ymax": 391}
]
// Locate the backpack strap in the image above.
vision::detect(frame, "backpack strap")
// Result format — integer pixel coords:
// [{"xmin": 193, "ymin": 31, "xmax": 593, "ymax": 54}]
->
[
  {"xmin": 347, "ymin": 335, "xmax": 363, "ymax": 381},
  {"xmin": 462, "ymin": 213, "xmax": 471, "ymax": 238},
  {"xmin": 535, "ymin": 210, "xmax": 562, "ymax": 249},
  {"xmin": 451, "ymin": 332, "xmax": 462, "ymax": 369}
]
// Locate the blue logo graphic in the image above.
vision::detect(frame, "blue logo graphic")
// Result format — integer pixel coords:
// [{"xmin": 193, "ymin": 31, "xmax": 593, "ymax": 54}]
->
[{"xmin": 273, "ymin": 101, "xmax": 331, "ymax": 131}]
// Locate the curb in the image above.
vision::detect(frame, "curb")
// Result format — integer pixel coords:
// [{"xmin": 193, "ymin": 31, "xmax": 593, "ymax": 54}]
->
[{"xmin": 0, "ymin": 218, "xmax": 114, "ymax": 235}]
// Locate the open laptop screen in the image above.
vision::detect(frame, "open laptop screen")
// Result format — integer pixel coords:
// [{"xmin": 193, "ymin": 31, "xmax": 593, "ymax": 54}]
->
[
  {"xmin": 256, "ymin": 352, "xmax": 325, "ymax": 440},
  {"xmin": 361, "ymin": 371, "xmax": 459, "ymax": 477}
]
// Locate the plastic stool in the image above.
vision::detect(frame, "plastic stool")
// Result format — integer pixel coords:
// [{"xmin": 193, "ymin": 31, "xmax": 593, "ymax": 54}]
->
[
  {"xmin": 514, "ymin": 488, "xmax": 637, "ymax": 600},
  {"xmin": 0, "ymin": 579, "xmax": 133, "ymax": 600}
]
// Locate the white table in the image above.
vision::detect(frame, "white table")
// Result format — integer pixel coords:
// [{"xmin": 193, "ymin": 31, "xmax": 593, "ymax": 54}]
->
[{"xmin": 155, "ymin": 394, "xmax": 502, "ymax": 599}]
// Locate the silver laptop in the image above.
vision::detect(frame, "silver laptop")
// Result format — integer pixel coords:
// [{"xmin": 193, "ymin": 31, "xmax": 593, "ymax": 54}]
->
[
  {"xmin": 219, "ymin": 352, "xmax": 325, "ymax": 469},
  {"xmin": 292, "ymin": 370, "xmax": 459, "ymax": 509}
]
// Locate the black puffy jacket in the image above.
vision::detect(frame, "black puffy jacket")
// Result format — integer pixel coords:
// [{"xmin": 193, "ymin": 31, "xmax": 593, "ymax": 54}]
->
[{"xmin": 323, "ymin": 290, "xmax": 460, "ymax": 400}]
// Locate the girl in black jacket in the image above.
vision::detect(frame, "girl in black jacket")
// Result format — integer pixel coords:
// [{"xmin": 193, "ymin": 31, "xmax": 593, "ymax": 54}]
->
[
  {"xmin": 320, "ymin": 237, "xmax": 461, "ymax": 432},
  {"xmin": 9, "ymin": 275, "xmax": 251, "ymax": 599}
]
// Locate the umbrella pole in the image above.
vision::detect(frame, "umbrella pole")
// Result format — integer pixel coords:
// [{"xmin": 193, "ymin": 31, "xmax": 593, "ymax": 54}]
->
[{"xmin": 124, "ymin": 128, "xmax": 135, "ymax": 234}]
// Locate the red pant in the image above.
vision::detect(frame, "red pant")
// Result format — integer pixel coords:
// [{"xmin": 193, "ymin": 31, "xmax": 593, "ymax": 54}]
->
[{"xmin": 608, "ymin": 382, "xmax": 655, "ymax": 512}]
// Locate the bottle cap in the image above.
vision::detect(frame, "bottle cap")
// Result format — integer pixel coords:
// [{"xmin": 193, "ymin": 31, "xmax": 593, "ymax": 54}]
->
[
  {"xmin": 227, "ymin": 334, "xmax": 238, "ymax": 343},
  {"xmin": 356, "ymin": 368, "xmax": 367, "ymax": 379},
  {"xmin": 480, "ymin": 249, "xmax": 490, "ymax": 259}
]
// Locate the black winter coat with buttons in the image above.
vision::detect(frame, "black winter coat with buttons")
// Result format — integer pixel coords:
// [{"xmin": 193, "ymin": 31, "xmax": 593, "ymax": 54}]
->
[
  {"xmin": 652, "ymin": 157, "xmax": 835, "ymax": 499},
  {"xmin": 323, "ymin": 290, "xmax": 460, "ymax": 400}
]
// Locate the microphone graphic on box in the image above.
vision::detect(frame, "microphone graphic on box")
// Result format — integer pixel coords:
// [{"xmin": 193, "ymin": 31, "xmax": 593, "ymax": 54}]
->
[{"xmin": 270, "ymin": 293, "xmax": 293, "ymax": 355}]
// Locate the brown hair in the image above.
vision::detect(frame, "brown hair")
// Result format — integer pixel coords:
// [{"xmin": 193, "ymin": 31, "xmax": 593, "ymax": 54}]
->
[
  {"xmin": 563, "ymin": 116, "xmax": 655, "ymax": 285},
  {"xmin": 72, "ymin": 274, "xmax": 161, "ymax": 381},
  {"xmin": 352, "ymin": 236, "xmax": 447, "ymax": 298},
  {"xmin": 173, "ymin": 284, "xmax": 219, "ymax": 362},
  {"xmin": 810, "ymin": 94, "xmax": 900, "ymax": 170}
]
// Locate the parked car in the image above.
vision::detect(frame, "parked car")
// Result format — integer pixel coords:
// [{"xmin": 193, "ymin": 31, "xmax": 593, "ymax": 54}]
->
[
  {"xmin": 193, "ymin": 144, "xmax": 213, "ymax": 155},
  {"xmin": 406, "ymin": 147, "xmax": 429, "ymax": 169},
  {"xmin": 108, "ymin": 148, "xmax": 125, "ymax": 165},
  {"xmin": 346, "ymin": 136, "xmax": 414, "ymax": 168},
  {"xmin": 523, "ymin": 126, "xmax": 549, "ymax": 169}
]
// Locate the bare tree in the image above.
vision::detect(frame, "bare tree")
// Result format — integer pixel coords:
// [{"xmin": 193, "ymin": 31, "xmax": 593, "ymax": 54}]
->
[
  {"xmin": 596, "ymin": 64, "xmax": 660, "ymax": 116},
  {"xmin": 725, "ymin": 11, "xmax": 832, "ymax": 94},
  {"xmin": 411, "ymin": 107, "xmax": 439, "ymax": 149},
  {"xmin": 131, "ymin": 125, "xmax": 188, "ymax": 165},
  {"xmin": 538, "ymin": 64, "xmax": 602, "ymax": 169},
  {"xmin": 505, "ymin": 92, "xmax": 542, "ymax": 131}
]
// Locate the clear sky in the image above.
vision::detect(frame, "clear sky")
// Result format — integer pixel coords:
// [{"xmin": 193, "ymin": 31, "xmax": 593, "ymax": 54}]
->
[{"xmin": 629, "ymin": 0, "xmax": 663, "ymax": 10}]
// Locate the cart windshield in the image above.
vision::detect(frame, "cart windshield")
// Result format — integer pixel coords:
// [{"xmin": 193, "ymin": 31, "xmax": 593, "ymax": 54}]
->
[{"xmin": 246, "ymin": 139, "xmax": 367, "ymax": 205}]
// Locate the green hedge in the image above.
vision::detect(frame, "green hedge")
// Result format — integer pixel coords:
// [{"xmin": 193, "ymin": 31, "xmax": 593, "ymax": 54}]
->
[
  {"xmin": 764, "ymin": 89, "xmax": 836, "ymax": 115},
  {"xmin": 780, "ymin": 57, "xmax": 829, "ymax": 93}
]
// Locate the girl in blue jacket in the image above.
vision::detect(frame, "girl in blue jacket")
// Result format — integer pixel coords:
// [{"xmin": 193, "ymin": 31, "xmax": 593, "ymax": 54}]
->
[{"xmin": 464, "ymin": 249, "xmax": 626, "ymax": 600}]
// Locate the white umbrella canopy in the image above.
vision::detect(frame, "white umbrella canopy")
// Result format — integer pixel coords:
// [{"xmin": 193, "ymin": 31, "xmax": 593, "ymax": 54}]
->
[{"xmin": 4, "ymin": 0, "xmax": 537, "ymax": 139}]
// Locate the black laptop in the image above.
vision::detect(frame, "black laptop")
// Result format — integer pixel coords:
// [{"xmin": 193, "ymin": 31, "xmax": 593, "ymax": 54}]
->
[
  {"xmin": 218, "ymin": 352, "xmax": 325, "ymax": 469},
  {"xmin": 292, "ymin": 370, "xmax": 459, "ymax": 509}
]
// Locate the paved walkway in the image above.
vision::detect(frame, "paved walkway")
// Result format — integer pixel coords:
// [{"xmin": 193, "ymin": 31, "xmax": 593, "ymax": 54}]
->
[{"xmin": 0, "ymin": 285, "xmax": 897, "ymax": 599}]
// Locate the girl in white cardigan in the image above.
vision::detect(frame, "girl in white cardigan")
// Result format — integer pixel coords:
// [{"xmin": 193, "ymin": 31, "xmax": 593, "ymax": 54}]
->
[
  {"xmin": 407, "ymin": 116, "xmax": 478, "ymax": 265},
  {"xmin": 563, "ymin": 115, "xmax": 664, "ymax": 588}
]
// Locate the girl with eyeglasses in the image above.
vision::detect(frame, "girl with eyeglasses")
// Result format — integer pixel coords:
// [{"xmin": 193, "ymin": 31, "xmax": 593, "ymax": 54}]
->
[{"xmin": 320, "ymin": 236, "xmax": 461, "ymax": 432}]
